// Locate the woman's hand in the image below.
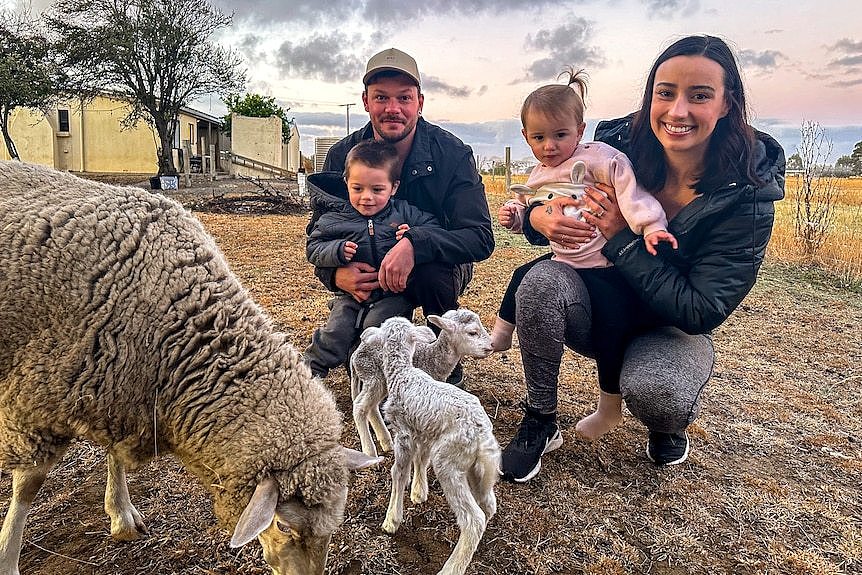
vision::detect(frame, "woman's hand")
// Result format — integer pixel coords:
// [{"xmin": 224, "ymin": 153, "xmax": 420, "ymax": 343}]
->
[
  {"xmin": 581, "ymin": 183, "xmax": 628, "ymax": 240},
  {"xmin": 528, "ymin": 196, "xmax": 596, "ymax": 249}
]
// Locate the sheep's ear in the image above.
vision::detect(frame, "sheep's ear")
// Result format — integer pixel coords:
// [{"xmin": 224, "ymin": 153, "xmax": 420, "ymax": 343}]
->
[
  {"xmin": 426, "ymin": 315, "xmax": 455, "ymax": 333},
  {"xmin": 230, "ymin": 477, "xmax": 279, "ymax": 547},
  {"xmin": 342, "ymin": 447, "xmax": 383, "ymax": 470},
  {"xmin": 413, "ymin": 325, "xmax": 437, "ymax": 344},
  {"xmin": 359, "ymin": 326, "xmax": 382, "ymax": 343}
]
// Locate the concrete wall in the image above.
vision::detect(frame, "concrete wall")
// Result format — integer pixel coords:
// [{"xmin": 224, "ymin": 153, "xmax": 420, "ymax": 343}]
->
[
  {"xmin": 1, "ymin": 108, "xmax": 54, "ymax": 165},
  {"xmin": 231, "ymin": 114, "xmax": 282, "ymax": 178}
]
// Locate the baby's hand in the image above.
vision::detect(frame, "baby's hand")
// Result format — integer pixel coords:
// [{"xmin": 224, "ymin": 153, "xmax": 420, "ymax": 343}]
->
[
  {"xmin": 395, "ymin": 223, "xmax": 410, "ymax": 241},
  {"xmin": 342, "ymin": 240, "xmax": 358, "ymax": 261},
  {"xmin": 644, "ymin": 230, "xmax": 678, "ymax": 256},
  {"xmin": 498, "ymin": 204, "xmax": 517, "ymax": 229}
]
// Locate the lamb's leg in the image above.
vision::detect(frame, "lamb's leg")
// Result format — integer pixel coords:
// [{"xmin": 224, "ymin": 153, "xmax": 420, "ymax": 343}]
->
[
  {"xmin": 0, "ymin": 460, "xmax": 55, "ymax": 575},
  {"xmin": 467, "ymin": 454, "xmax": 498, "ymax": 521},
  {"xmin": 352, "ymin": 390, "xmax": 379, "ymax": 458},
  {"xmin": 434, "ymin": 466, "xmax": 487, "ymax": 575},
  {"xmin": 367, "ymin": 386, "xmax": 392, "ymax": 452},
  {"xmin": 410, "ymin": 443, "xmax": 431, "ymax": 504},
  {"xmin": 382, "ymin": 435, "xmax": 412, "ymax": 534},
  {"xmin": 104, "ymin": 453, "xmax": 148, "ymax": 540}
]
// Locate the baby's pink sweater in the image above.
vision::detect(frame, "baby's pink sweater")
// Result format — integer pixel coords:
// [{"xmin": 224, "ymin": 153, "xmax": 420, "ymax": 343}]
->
[{"xmin": 520, "ymin": 141, "xmax": 667, "ymax": 268}]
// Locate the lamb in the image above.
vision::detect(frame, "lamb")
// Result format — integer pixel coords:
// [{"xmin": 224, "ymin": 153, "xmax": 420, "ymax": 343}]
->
[
  {"xmin": 0, "ymin": 161, "xmax": 381, "ymax": 575},
  {"xmin": 372, "ymin": 316, "xmax": 500, "ymax": 575},
  {"xmin": 349, "ymin": 308, "xmax": 493, "ymax": 458}
]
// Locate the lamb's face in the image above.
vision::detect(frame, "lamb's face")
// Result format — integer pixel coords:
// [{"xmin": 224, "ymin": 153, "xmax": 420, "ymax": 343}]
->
[{"xmin": 257, "ymin": 489, "xmax": 347, "ymax": 575}]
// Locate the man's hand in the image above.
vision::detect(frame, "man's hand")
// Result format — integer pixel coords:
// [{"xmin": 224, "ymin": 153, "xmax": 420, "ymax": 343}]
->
[
  {"xmin": 334, "ymin": 261, "xmax": 379, "ymax": 302},
  {"xmin": 378, "ymin": 238, "xmax": 415, "ymax": 293}
]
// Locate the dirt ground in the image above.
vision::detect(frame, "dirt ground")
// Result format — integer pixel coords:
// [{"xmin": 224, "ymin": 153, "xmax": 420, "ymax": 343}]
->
[{"xmin": 2, "ymin": 177, "xmax": 860, "ymax": 575}]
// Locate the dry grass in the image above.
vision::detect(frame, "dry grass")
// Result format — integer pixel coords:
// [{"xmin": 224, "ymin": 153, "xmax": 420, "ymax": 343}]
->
[
  {"xmin": 485, "ymin": 173, "xmax": 862, "ymax": 288},
  {"xmin": 1, "ymin": 179, "xmax": 860, "ymax": 575}
]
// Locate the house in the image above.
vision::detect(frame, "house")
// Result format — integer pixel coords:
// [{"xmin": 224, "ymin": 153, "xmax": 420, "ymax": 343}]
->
[{"xmin": 0, "ymin": 93, "xmax": 223, "ymax": 174}]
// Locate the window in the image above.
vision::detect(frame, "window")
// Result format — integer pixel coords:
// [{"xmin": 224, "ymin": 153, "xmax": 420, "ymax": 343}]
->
[{"xmin": 58, "ymin": 109, "xmax": 70, "ymax": 133}]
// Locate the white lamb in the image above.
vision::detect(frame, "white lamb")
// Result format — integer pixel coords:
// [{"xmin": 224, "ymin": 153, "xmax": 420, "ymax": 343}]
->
[
  {"xmin": 374, "ymin": 316, "xmax": 500, "ymax": 575},
  {"xmin": 0, "ymin": 161, "xmax": 381, "ymax": 575},
  {"xmin": 350, "ymin": 308, "xmax": 493, "ymax": 458}
]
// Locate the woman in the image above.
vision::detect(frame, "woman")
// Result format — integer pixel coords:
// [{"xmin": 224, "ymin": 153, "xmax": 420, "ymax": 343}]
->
[{"xmin": 500, "ymin": 35, "xmax": 785, "ymax": 482}]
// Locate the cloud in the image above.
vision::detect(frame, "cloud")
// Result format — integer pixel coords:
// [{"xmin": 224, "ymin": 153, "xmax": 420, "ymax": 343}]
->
[
  {"xmin": 825, "ymin": 37, "xmax": 862, "ymax": 86},
  {"xmin": 220, "ymin": 0, "xmax": 574, "ymax": 26},
  {"xmin": 274, "ymin": 31, "xmax": 382, "ymax": 83},
  {"xmin": 523, "ymin": 19, "xmax": 606, "ymax": 81},
  {"xmin": 422, "ymin": 75, "xmax": 472, "ymax": 98},
  {"xmin": 738, "ymin": 49, "xmax": 786, "ymax": 70},
  {"xmin": 640, "ymin": 0, "xmax": 701, "ymax": 18}
]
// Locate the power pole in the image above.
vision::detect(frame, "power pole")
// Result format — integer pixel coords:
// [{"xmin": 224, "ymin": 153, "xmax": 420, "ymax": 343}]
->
[{"xmin": 340, "ymin": 103, "xmax": 354, "ymax": 135}]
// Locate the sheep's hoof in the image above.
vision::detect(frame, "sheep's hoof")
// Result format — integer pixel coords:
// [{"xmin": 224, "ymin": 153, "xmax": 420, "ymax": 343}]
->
[
  {"xmin": 410, "ymin": 487, "xmax": 427, "ymax": 504},
  {"xmin": 381, "ymin": 517, "xmax": 400, "ymax": 534},
  {"xmin": 110, "ymin": 509, "xmax": 149, "ymax": 541}
]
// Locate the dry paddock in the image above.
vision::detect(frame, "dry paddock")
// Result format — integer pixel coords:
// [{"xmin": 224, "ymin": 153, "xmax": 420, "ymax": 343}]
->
[{"xmin": 1, "ymin": 183, "xmax": 860, "ymax": 575}]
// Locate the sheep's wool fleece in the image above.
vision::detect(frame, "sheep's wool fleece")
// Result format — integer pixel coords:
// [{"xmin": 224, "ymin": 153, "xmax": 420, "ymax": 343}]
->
[{"xmin": 0, "ymin": 161, "xmax": 346, "ymax": 526}]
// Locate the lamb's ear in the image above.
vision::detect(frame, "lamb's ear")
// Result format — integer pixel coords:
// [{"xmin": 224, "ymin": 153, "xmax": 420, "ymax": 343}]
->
[
  {"xmin": 342, "ymin": 447, "xmax": 384, "ymax": 470},
  {"xmin": 413, "ymin": 325, "xmax": 437, "ymax": 344},
  {"xmin": 230, "ymin": 477, "xmax": 279, "ymax": 547},
  {"xmin": 359, "ymin": 326, "xmax": 383, "ymax": 343},
  {"xmin": 426, "ymin": 315, "xmax": 454, "ymax": 333}
]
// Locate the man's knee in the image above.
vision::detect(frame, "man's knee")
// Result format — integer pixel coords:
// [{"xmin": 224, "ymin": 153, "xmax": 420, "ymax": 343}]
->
[{"xmin": 407, "ymin": 262, "xmax": 467, "ymax": 315}]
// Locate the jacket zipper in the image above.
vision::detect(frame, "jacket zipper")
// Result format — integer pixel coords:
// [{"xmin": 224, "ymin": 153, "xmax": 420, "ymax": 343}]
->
[{"xmin": 367, "ymin": 219, "xmax": 380, "ymax": 266}]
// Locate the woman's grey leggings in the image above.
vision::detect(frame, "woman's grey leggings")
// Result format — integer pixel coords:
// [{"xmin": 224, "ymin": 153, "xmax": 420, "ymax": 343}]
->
[{"xmin": 515, "ymin": 260, "xmax": 714, "ymax": 433}]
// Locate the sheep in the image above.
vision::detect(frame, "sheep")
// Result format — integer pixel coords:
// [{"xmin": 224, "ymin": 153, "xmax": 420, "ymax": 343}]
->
[
  {"xmin": 349, "ymin": 308, "xmax": 493, "ymax": 458},
  {"xmin": 0, "ymin": 161, "xmax": 381, "ymax": 575},
  {"xmin": 373, "ymin": 316, "xmax": 500, "ymax": 575}
]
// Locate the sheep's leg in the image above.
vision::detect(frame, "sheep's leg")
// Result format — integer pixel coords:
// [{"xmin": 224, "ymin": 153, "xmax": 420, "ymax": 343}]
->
[
  {"xmin": 352, "ymin": 391, "xmax": 379, "ymax": 458},
  {"xmin": 368, "ymin": 405, "xmax": 392, "ymax": 453},
  {"xmin": 382, "ymin": 435, "xmax": 412, "ymax": 534},
  {"xmin": 104, "ymin": 453, "xmax": 148, "ymax": 541},
  {"xmin": 467, "ymin": 455, "xmax": 498, "ymax": 521},
  {"xmin": 0, "ymin": 460, "xmax": 55, "ymax": 575},
  {"xmin": 410, "ymin": 443, "xmax": 431, "ymax": 504},
  {"xmin": 434, "ymin": 466, "xmax": 486, "ymax": 575},
  {"xmin": 367, "ymin": 386, "xmax": 392, "ymax": 452}
]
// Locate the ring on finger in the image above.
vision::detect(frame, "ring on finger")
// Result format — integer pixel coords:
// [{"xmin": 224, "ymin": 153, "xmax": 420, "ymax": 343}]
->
[{"xmin": 596, "ymin": 208, "xmax": 605, "ymax": 217}]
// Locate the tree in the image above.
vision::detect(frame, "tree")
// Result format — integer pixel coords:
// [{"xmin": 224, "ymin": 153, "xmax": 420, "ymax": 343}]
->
[
  {"xmin": 786, "ymin": 153, "xmax": 803, "ymax": 171},
  {"xmin": 222, "ymin": 93, "xmax": 296, "ymax": 144},
  {"xmin": 851, "ymin": 140, "xmax": 862, "ymax": 175},
  {"xmin": 793, "ymin": 121, "xmax": 840, "ymax": 259},
  {"xmin": 835, "ymin": 154, "xmax": 856, "ymax": 175},
  {"xmin": 46, "ymin": 0, "xmax": 245, "ymax": 175},
  {"xmin": 0, "ymin": 10, "xmax": 66, "ymax": 160}
]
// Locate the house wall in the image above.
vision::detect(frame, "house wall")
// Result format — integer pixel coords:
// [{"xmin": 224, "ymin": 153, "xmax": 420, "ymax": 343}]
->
[
  {"xmin": 2, "ymin": 95, "xmax": 218, "ymax": 174},
  {"xmin": 1, "ymin": 108, "xmax": 54, "ymax": 165}
]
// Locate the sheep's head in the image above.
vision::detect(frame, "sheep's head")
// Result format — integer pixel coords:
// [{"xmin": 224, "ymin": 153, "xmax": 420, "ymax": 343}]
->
[
  {"xmin": 427, "ymin": 308, "xmax": 493, "ymax": 359},
  {"xmin": 229, "ymin": 447, "xmax": 381, "ymax": 575}
]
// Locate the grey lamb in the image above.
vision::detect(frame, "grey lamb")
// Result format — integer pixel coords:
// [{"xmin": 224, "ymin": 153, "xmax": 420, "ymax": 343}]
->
[{"xmin": 0, "ymin": 161, "xmax": 380, "ymax": 575}]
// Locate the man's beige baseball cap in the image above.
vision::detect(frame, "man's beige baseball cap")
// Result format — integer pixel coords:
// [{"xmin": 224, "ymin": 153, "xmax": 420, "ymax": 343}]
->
[{"xmin": 363, "ymin": 48, "xmax": 421, "ymax": 87}]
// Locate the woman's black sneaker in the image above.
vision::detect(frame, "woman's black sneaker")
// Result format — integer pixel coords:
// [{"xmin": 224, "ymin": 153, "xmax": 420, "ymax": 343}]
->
[
  {"xmin": 646, "ymin": 430, "xmax": 690, "ymax": 465},
  {"xmin": 500, "ymin": 404, "xmax": 563, "ymax": 482}
]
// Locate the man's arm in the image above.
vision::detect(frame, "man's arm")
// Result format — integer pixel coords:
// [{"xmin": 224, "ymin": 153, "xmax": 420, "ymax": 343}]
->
[{"xmin": 402, "ymin": 151, "xmax": 494, "ymax": 265}]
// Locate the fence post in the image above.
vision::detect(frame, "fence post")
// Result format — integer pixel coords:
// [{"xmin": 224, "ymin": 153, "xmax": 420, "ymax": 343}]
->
[
  {"xmin": 209, "ymin": 144, "xmax": 216, "ymax": 181},
  {"xmin": 505, "ymin": 146, "xmax": 511, "ymax": 192},
  {"xmin": 183, "ymin": 141, "xmax": 192, "ymax": 188}
]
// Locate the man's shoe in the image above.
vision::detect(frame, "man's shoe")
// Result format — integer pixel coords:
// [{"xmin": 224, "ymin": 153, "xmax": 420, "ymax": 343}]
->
[
  {"xmin": 500, "ymin": 404, "xmax": 563, "ymax": 483},
  {"xmin": 446, "ymin": 363, "xmax": 466, "ymax": 389},
  {"xmin": 646, "ymin": 430, "xmax": 690, "ymax": 465}
]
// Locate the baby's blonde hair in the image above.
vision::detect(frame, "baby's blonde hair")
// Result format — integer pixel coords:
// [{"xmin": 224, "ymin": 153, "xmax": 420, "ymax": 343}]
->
[{"xmin": 520, "ymin": 68, "xmax": 589, "ymax": 128}]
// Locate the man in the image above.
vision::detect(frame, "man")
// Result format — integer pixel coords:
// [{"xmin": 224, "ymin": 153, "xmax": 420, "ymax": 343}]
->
[{"xmin": 306, "ymin": 47, "xmax": 494, "ymax": 384}]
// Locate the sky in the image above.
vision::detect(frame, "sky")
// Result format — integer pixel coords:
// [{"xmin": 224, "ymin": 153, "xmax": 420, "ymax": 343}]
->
[{"xmin": 12, "ymin": 0, "xmax": 862, "ymax": 164}]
